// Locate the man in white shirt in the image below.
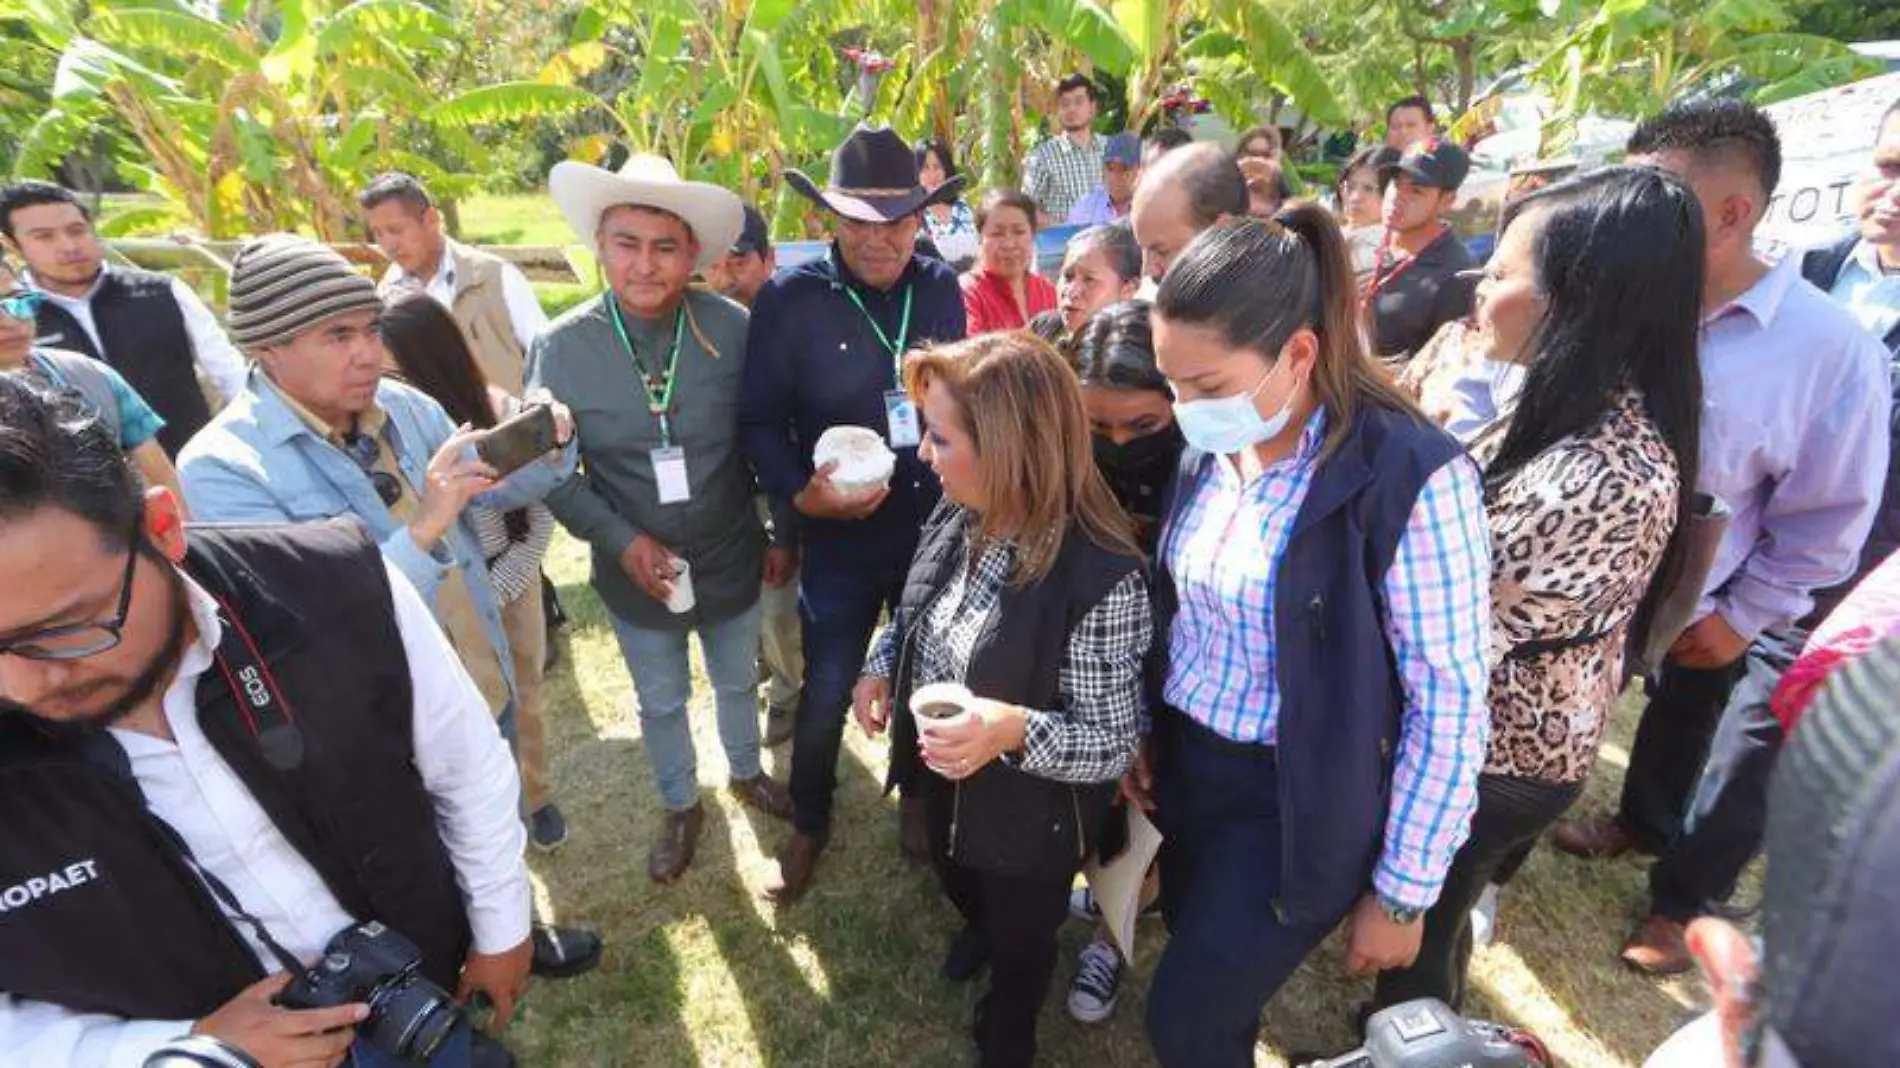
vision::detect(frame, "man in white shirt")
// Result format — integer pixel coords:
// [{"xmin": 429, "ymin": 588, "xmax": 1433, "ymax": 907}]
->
[
  {"xmin": 360, "ymin": 174, "xmax": 550, "ymax": 396},
  {"xmin": 0, "ymin": 181, "xmax": 247, "ymax": 456},
  {"xmin": 0, "ymin": 376, "xmax": 530, "ymax": 1068}
]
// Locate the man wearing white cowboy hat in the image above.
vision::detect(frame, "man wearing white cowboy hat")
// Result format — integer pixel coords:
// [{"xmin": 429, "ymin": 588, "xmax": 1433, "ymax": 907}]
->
[
  {"xmin": 528, "ymin": 154, "xmax": 794, "ymax": 885},
  {"xmin": 739, "ymin": 124, "xmax": 969, "ymax": 903}
]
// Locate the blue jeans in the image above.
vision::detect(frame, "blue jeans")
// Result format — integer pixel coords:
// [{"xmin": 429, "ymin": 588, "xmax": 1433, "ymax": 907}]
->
[
  {"xmin": 787, "ymin": 549, "xmax": 907, "ymax": 836},
  {"xmin": 348, "ymin": 1022, "xmax": 471, "ymax": 1067},
  {"xmin": 609, "ymin": 602, "xmax": 765, "ymax": 811}
]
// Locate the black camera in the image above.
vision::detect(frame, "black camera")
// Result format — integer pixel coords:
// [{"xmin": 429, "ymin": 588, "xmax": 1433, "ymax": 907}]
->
[
  {"xmin": 274, "ymin": 921, "xmax": 465, "ymax": 1062},
  {"xmin": 1298, "ymin": 999, "xmax": 1552, "ymax": 1068}
]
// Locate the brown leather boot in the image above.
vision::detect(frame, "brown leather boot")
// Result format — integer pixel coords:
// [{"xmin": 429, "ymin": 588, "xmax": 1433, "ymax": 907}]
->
[
  {"xmin": 730, "ymin": 772, "xmax": 794, "ymax": 820},
  {"xmin": 765, "ymin": 831, "xmax": 827, "ymax": 904},
  {"xmin": 1550, "ymin": 816, "xmax": 1655, "ymax": 859},
  {"xmin": 898, "ymin": 791, "xmax": 930, "ymax": 863},
  {"xmin": 648, "ymin": 803, "xmax": 704, "ymax": 884},
  {"xmin": 1620, "ymin": 914, "xmax": 1694, "ymax": 975}
]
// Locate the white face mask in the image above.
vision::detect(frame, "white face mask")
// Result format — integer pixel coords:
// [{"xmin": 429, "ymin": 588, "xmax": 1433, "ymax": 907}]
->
[{"xmin": 1171, "ymin": 355, "xmax": 1300, "ymax": 455}]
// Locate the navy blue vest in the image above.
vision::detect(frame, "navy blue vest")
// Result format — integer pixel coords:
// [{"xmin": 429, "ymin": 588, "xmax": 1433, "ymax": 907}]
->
[
  {"xmin": 1150, "ymin": 403, "xmax": 1464, "ymax": 923},
  {"xmin": 1800, "ymin": 236, "xmax": 1900, "ymax": 621}
]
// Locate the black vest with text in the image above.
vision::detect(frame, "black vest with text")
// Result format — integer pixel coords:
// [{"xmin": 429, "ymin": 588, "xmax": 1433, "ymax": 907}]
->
[
  {"xmin": 34, "ymin": 266, "xmax": 210, "ymax": 456},
  {"xmin": 885, "ymin": 506, "xmax": 1143, "ymax": 880},
  {"xmin": 0, "ymin": 519, "xmax": 470, "ymax": 1021}
]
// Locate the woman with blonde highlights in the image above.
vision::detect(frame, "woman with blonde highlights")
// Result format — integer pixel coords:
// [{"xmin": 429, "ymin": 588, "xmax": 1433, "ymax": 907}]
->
[{"xmin": 852, "ymin": 333, "xmax": 1152, "ymax": 1068}]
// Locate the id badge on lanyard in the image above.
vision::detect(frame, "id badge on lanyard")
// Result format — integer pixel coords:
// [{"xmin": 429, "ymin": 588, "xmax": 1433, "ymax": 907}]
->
[
  {"xmin": 653, "ymin": 446, "xmax": 691, "ymax": 504},
  {"xmin": 884, "ymin": 390, "xmax": 921, "ymax": 448}
]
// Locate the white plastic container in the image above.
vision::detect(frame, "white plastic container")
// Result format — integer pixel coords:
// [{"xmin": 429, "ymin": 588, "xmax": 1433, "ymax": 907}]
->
[
  {"xmin": 909, "ymin": 681, "xmax": 974, "ymax": 734},
  {"xmin": 663, "ymin": 557, "xmax": 695, "ymax": 614},
  {"xmin": 813, "ymin": 425, "xmax": 897, "ymax": 497}
]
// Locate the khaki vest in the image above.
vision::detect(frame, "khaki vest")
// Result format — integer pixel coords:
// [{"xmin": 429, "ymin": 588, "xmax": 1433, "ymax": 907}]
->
[{"xmin": 381, "ymin": 240, "xmax": 528, "ymax": 394}]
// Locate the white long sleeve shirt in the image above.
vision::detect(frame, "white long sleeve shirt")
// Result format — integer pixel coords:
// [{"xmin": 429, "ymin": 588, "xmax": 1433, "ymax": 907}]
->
[
  {"xmin": 35, "ymin": 265, "xmax": 249, "ymax": 404},
  {"xmin": 0, "ymin": 560, "xmax": 531, "ymax": 1068}
]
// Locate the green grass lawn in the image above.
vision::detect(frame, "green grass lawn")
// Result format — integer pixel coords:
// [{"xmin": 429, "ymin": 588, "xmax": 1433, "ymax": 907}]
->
[
  {"xmin": 506, "ymin": 530, "xmax": 1717, "ymax": 1067},
  {"xmin": 90, "ymin": 188, "xmax": 1722, "ymax": 1066}
]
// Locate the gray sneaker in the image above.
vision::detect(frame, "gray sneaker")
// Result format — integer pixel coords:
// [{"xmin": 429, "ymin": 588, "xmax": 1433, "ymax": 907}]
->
[
  {"xmin": 529, "ymin": 802, "xmax": 569, "ymax": 853},
  {"xmin": 1066, "ymin": 938, "xmax": 1123, "ymax": 1023}
]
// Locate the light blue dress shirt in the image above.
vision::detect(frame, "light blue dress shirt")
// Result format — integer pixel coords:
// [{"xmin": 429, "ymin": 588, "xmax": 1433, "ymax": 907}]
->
[
  {"xmin": 177, "ymin": 370, "xmax": 578, "ymax": 704},
  {"xmin": 1829, "ymin": 239, "xmax": 1900, "ymax": 344},
  {"xmin": 1693, "ymin": 254, "xmax": 1892, "ymax": 640}
]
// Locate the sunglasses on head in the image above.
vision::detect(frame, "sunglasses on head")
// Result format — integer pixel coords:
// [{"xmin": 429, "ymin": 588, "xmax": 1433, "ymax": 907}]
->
[
  {"xmin": 340, "ymin": 430, "xmax": 404, "ymax": 508},
  {"xmin": 0, "ymin": 289, "xmax": 43, "ymax": 322}
]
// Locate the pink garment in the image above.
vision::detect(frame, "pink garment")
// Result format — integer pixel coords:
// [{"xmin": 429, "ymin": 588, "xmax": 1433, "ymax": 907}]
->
[{"xmin": 1771, "ymin": 550, "xmax": 1900, "ymax": 731}]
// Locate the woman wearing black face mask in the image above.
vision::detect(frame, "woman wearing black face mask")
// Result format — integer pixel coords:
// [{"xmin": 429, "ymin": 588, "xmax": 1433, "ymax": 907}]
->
[
  {"xmin": 1075, "ymin": 301, "xmax": 1183, "ymax": 555},
  {"xmin": 1061, "ymin": 298, "xmax": 1182, "ymax": 1026}
]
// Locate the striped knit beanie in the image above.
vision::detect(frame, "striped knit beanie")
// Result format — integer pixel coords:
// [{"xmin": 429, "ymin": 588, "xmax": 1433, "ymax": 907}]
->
[{"xmin": 226, "ymin": 233, "xmax": 382, "ymax": 349}]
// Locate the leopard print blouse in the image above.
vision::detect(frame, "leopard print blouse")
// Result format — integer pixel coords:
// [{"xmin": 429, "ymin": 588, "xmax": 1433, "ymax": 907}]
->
[{"xmin": 1472, "ymin": 390, "xmax": 1680, "ymax": 783}]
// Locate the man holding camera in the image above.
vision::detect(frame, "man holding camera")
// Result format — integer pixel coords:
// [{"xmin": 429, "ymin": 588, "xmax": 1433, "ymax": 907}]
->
[
  {"xmin": 174, "ymin": 234, "xmax": 603, "ymax": 981},
  {"xmin": 0, "ymin": 375, "xmax": 526, "ymax": 1066}
]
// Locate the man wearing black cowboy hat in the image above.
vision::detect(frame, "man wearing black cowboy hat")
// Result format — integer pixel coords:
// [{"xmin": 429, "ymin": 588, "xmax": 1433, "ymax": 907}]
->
[{"xmin": 739, "ymin": 125, "xmax": 968, "ymax": 903}]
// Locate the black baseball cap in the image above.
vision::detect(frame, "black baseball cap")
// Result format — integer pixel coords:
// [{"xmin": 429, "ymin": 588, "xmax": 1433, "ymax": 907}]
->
[
  {"xmin": 730, "ymin": 204, "xmax": 770, "ymax": 255},
  {"xmin": 1390, "ymin": 138, "xmax": 1470, "ymax": 191}
]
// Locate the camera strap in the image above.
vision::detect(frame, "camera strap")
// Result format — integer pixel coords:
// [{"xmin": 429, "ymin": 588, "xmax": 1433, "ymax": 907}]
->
[
  {"xmin": 205, "ymin": 593, "xmax": 306, "ymax": 772},
  {"xmin": 148, "ymin": 814, "xmax": 311, "ymax": 978}
]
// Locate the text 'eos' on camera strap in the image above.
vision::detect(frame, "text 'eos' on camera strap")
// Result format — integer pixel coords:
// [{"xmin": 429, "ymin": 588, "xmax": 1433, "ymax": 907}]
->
[
  {"xmin": 149, "ymin": 815, "xmax": 307, "ymax": 977},
  {"xmin": 207, "ymin": 594, "xmax": 306, "ymax": 772}
]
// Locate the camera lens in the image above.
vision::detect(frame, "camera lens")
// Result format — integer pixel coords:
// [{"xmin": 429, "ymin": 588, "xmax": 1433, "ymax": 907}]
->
[{"xmin": 362, "ymin": 973, "xmax": 465, "ymax": 1061}]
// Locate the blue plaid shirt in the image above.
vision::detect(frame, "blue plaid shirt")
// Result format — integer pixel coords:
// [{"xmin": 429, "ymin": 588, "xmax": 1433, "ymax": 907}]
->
[{"xmin": 1161, "ymin": 409, "xmax": 1492, "ymax": 908}]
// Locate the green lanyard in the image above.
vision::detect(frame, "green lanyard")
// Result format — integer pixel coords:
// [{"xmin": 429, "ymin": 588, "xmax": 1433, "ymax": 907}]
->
[
  {"xmin": 843, "ymin": 283, "xmax": 914, "ymax": 382},
  {"xmin": 606, "ymin": 295, "xmax": 687, "ymax": 446}
]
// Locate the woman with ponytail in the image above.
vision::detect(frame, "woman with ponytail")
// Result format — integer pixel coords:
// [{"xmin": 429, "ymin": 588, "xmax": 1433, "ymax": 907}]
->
[
  {"xmin": 1371, "ymin": 164, "xmax": 1701, "ymax": 1013},
  {"xmin": 1133, "ymin": 205, "xmax": 1492, "ymax": 1067}
]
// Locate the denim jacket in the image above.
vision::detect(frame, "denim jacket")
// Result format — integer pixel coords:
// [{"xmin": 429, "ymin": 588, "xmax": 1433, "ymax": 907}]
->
[{"xmin": 177, "ymin": 369, "xmax": 577, "ymax": 702}]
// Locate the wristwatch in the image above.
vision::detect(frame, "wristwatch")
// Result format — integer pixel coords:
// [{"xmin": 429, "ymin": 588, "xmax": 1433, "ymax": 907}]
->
[{"xmin": 1377, "ymin": 894, "xmax": 1426, "ymax": 926}]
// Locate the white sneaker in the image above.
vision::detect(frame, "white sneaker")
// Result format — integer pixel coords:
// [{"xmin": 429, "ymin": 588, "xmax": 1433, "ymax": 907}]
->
[
  {"xmin": 1471, "ymin": 883, "xmax": 1501, "ymax": 946},
  {"xmin": 1066, "ymin": 939, "xmax": 1123, "ymax": 1023}
]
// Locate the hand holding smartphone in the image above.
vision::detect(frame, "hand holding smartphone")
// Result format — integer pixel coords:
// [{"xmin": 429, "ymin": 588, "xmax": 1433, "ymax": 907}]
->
[{"xmin": 475, "ymin": 404, "xmax": 558, "ymax": 478}]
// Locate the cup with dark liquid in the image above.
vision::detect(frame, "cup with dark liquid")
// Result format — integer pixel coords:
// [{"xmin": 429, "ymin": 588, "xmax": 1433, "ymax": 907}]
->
[{"xmin": 909, "ymin": 681, "xmax": 973, "ymax": 736}]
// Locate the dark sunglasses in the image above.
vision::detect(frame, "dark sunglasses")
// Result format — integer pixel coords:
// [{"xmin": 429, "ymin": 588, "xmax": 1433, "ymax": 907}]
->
[
  {"xmin": 340, "ymin": 430, "xmax": 404, "ymax": 508},
  {"xmin": 0, "ymin": 288, "xmax": 43, "ymax": 322},
  {"xmin": 0, "ymin": 530, "xmax": 142, "ymax": 661}
]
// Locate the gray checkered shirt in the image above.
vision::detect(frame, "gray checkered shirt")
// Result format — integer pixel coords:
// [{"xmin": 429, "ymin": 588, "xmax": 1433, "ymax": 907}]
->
[
  {"xmin": 1024, "ymin": 133, "xmax": 1105, "ymax": 222},
  {"xmin": 866, "ymin": 516, "xmax": 1151, "ymax": 783}
]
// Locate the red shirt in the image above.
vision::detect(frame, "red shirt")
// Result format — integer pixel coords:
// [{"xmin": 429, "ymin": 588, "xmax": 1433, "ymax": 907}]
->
[{"xmin": 959, "ymin": 268, "xmax": 1057, "ymax": 336}]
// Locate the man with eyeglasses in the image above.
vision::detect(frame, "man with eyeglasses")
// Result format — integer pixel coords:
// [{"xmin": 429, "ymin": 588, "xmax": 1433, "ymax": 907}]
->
[
  {"xmin": 0, "ymin": 375, "xmax": 531, "ymax": 1066},
  {"xmin": 173, "ymin": 235, "xmax": 602, "ymax": 984}
]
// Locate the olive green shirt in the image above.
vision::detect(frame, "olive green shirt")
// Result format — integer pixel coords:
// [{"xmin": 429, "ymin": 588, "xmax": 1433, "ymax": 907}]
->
[{"xmin": 527, "ymin": 288, "xmax": 765, "ymax": 629}]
